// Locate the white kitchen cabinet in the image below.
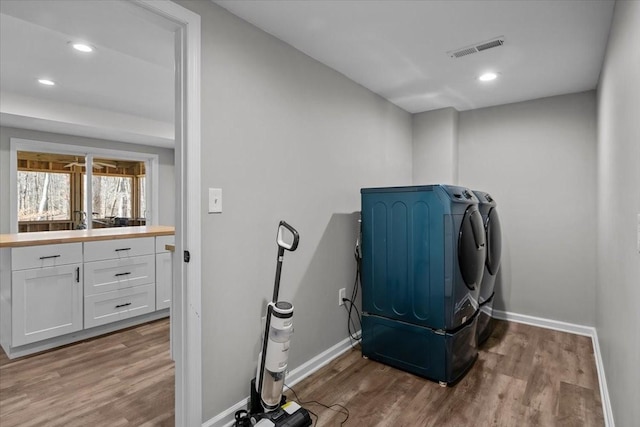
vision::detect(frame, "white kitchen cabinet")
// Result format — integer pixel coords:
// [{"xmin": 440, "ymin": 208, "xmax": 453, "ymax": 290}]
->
[
  {"xmin": 0, "ymin": 228, "xmax": 174, "ymax": 358},
  {"xmin": 155, "ymin": 252, "xmax": 172, "ymax": 310},
  {"xmin": 155, "ymin": 236, "xmax": 174, "ymax": 310},
  {"xmin": 11, "ymin": 260, "xmax": 83, "ymax": 347}
]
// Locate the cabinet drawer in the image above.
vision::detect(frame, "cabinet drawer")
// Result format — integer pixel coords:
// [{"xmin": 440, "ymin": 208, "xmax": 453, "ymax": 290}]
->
[
  {"xmin": 11, "ymin": 243, "xmax": 83, "ymax": 271},
  {"xmin": 155, "ymin": 235, "xmax": 175, "ymax": 253},
  {"xmin": 84, "ymin": 284, "xmax": 155, "ymax": 329},
  {"xmin": 84, "ymin": 237, "xmax": 154, "ymax": 262},
  {"xmin": 84, "ymin": 255, "xmax": 155, "ymax": 296}
]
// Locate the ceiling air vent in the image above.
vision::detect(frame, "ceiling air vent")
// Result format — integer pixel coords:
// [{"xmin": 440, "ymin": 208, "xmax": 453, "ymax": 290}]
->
[{"xmin": 448, "ymin": 36, "xmax": 505, "ymax": 59}]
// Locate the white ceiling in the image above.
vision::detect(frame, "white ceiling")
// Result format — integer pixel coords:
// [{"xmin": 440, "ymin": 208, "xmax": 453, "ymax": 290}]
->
[
  {"xmin": 215, "ymin": 0, "xmax": 615, "ymax": 113},
  {"xmin": 0, "ymin": 0, "xmax": 176, "ymax": 148},
  {"xmin": 0, "ymin": 1, "xmax": 616, "ymax": 148}
]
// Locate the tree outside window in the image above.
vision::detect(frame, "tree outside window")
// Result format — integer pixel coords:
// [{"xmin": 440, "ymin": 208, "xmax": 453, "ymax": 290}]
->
[
  {"xmin": 84, "ymin": 175, "xmax": 133, "ymax": 218},
  {"xmin": 17, "ymin": 171, "xmax": 70, "ymax": 221}
]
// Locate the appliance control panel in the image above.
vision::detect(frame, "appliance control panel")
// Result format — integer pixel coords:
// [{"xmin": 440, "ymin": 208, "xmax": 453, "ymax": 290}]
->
[{"xmin": 444, "ymin": 185, "xmax": 479, "ymax": 203}]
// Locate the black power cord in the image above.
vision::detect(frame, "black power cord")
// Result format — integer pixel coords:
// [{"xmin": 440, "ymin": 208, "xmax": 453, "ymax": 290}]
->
[
  {"xmin": 285, "ymin": 383, "xmax": 350, "ymax": 426},
  {"xmin": 342, "ymin": 297, "xmax": 361, "ymax": 348},
  {"xmin": 343, "ymin": 242, "xmax": 363, "ymax": 348}
]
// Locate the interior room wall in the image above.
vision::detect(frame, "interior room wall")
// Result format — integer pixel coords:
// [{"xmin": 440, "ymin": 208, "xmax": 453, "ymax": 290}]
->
[
  {"xmin": 0, "ymin": 126, "xmax": 175, "ymax": 232},
  {"xmin": 596, "ymin": 1, "xmax": 640, "ymax": 425},
  {"xmin": 457, "ymin": 91, "xmax": 598, "ymax": 326},
  {"xmin": 176, "ymin": 1, "xmax": 413, "ymax": 421},
  {"xmin": 412, "ymin": 107, "xmax": 459, "ymax": 185}
]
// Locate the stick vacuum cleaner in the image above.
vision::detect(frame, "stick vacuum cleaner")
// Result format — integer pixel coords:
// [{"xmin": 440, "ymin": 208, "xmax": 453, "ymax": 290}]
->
[{"xmin": 242, "ymin": 221, "xmax": 312, "ymax": 427}]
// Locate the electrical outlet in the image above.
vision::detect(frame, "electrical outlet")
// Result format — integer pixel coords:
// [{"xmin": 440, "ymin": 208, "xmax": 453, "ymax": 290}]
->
[{"xmin": 338, "ymin": 288, "xmax": 346, "ymax": 306}]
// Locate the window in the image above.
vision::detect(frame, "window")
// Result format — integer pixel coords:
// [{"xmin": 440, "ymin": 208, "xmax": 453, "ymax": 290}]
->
[
  {"xmin": 11, "ymin": 141, "xmax": 157, "ymax": 233},
  {"xmin": 17, "ymin": 171, "xmax": 70, "ymax": 221},
  {"xmin": 85, "ymin": 175, "xmax": 133, "ymax": 218},
  {"xmin": 82, "ymin": 157, "xmax": 146, "ymax": 228}
]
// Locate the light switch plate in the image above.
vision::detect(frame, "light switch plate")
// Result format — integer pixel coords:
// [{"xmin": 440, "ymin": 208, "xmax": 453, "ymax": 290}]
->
[{"xmin": 209, "ymin": 188, "xmax": 222, "ymax": 213}]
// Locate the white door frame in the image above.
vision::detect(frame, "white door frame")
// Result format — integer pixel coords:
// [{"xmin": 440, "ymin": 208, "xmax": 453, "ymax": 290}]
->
[{"xmin": 133, "ymin": 1, "xmax": 201, "ymax": 426}]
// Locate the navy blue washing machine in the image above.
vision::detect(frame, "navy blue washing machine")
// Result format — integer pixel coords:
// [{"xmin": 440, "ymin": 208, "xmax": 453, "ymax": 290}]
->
[
  {"xmin": 472, "ymin": 191, "xmax": 502, "ymax": 345},
  {"xmin": 360, "ymin": 185, "xmax": 486, "ymax": 384}
]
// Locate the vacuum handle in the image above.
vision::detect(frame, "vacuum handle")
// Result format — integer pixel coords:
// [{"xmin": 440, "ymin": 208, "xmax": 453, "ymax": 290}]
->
[{"xmin": 277, "ymin": 221, "xmax": 299, "ymax": 251}]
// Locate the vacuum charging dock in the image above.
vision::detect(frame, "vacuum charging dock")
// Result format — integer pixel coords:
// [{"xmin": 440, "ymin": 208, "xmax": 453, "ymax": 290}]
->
[
  {"xmin": 254, "ymin": 406, "xmax": 312, "ymax": 427},
  {"xmin": 249, "ymin": 377, "xmax": 312, "ymax": 427}
]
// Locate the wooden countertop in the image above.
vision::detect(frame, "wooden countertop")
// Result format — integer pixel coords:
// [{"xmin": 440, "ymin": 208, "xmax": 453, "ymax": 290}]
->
[{"xmin": 0, "ymin": 226, "xmax": 175, "ymax": 248}]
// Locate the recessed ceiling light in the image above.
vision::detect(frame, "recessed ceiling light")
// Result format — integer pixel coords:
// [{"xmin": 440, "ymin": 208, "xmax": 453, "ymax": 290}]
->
[
  {"xmin": 37, "ymin": 79, "xmax": 56, "ymax": 86},
  {"xmin": 479, "ymin": 72, "xmax": 498, "ymax": 82},
  {"xmin": 72, "ymin": 43, "xmax": 94, "ymax": 53}
]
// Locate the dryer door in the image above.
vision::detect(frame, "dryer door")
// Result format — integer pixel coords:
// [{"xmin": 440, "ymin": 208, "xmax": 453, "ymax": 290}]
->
[
  {"xmin": 486, "ymin": 208, "xmax": 502, "ymax": 275},
  {"xmin": 458, "ymin": 206, "xmax": 486, "ymax": 290}
]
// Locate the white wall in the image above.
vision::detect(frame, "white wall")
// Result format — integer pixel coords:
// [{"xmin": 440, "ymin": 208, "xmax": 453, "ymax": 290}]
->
[
  {"xmin": 0, "ymin": 126, "xmax": 175, "ymax": 233},
  {"xmin": 596, "ymin": 1, "xmax": 640, "ymax": 425},
  {"xmin": 175, "ymin": 1, "xmax": 412, "ymax": 421},
  {"xmin": 458, "ymin": 91, "xmax": 598, "ymax": 326},
  {"xmin": 412, "ymin": 107, "xmax": 459, "ymax": 185}
]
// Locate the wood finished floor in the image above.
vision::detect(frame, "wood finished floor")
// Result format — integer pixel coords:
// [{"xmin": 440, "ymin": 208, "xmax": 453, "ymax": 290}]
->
[
  {"xmin": 0, "ymin": 318, "xmax": 174, "ymax": 427},
  {"xmin": 0, "ymin": 319, "xmax": 604, "ymax": 426},
  {"xmin": 285, "ymin": 320, "xmax": 604, "ymax": 426}
]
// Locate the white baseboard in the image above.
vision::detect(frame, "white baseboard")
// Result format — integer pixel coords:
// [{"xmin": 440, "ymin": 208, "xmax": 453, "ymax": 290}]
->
[
  {"xmin": 493, "ymin": 309, "xmax": 614, "ymax": 427},
  {"xmin": 202, "ymin": 333, "xmax": 360, "ymax": 427},
  {"xmin": 493, "ymin": 309, "xmax": 594, "ymax": 337},
  {"xmin": 590, "ymin": 328, "xmax": 615, "ymax": 427}
]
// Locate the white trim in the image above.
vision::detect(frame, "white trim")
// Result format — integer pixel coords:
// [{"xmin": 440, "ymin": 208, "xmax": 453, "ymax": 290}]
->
[
  {"xmin": 9, "ymin": 138, "xmax": 160, "ymax": 231},
  {"xmin": 132, "ymin": 2, "xmax": 202, "ymax": 427},
  {"xmin": 184, "ymin": 10, "xmax": 203, "ymax": 427},
  {"xmin": 492, "ymin": 309, "xmax": 594, "ymax": 336},
  {"xmin": 591, "ymin": 329, "xmax": 615, "ymax": 427},
  {"xmin": 9, "ymin": 147, "xmax": 17, "ymax": 233},
  {"xmin": 85, "ymin": 153, "xmax": 93, "ymax": 228},
  {"xmin": 202, "ymin": 335, "xmax": 360, "ymax": 427},
  {"xmin": 493, "ymin": 309, "xmax": 614, "ymax": 426}
]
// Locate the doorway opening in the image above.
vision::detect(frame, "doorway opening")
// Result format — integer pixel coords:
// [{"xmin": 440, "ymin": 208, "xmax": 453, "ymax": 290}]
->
[{"xmin": 0, "ymin": 0, "xmax": 201, "ymax": 425}]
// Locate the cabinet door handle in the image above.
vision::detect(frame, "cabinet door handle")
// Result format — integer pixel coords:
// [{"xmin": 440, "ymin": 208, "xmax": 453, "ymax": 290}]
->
[
  {"xmin": 75, "ymin": 267, "xmax": 80, "ymax": 283},
  {"xmin": 115, "ymin": 272, "xmax": 131, "ymax": 277},
  {"xmin": 115, "ymin": 248, "xmax": 131, "ymax": 252},
  {"xmin": 39, "ymin": 255, "xmax": 61, "ymax": 260},
  {"xmin": 115, "ymin": 302, "xmax": 132, "ymax": 308}
]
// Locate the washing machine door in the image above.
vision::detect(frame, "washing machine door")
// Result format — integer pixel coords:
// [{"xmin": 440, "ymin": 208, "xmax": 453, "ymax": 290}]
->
[
  {"xmin": 486, "ymin": 208, "xmax": 502, "ymax": 275},
  {"xmin": 458, "ymin": 206, "xmax": 486, "ymax": 290}
]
